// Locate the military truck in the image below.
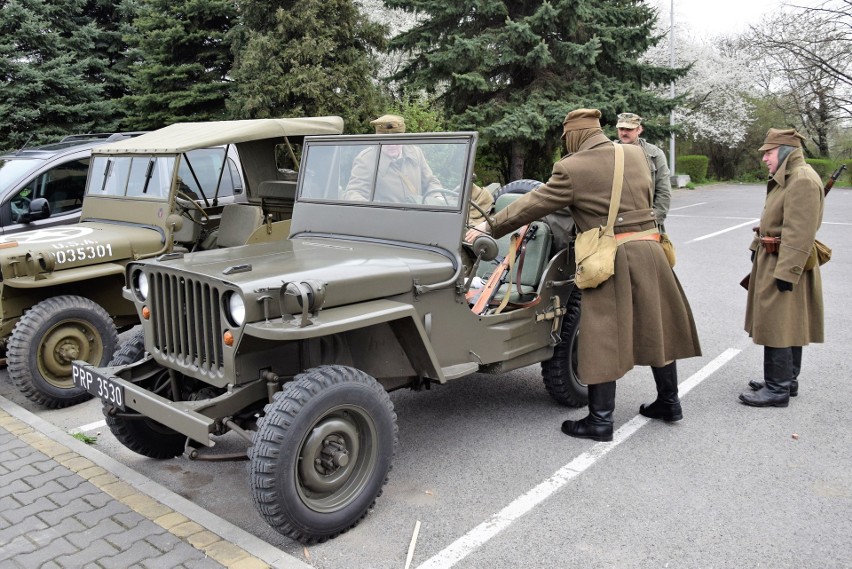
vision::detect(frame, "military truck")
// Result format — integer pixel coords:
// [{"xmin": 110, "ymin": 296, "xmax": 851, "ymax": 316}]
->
[
  {"xmin": 73, "ymin": 131, "xmax": 584, "ymax": 543},
  {"xmin": 2, "ymin": 116, "xmax": 344, "ymax": 408}
]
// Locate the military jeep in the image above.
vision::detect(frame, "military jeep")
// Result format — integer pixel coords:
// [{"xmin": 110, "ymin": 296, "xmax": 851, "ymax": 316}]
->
[
  {"xmin": 73, "ymin": 132, "xmax": 584, "ymax": 543},
  {"xmin": 1, "ymin": 116, "xmax": 344, "ymax": 408}
]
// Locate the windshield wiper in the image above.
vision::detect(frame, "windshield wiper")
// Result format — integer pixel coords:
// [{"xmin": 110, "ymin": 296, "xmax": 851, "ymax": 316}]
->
[{"xmin": 142, "ymin": 158, "xmax": 155, "ymax": 194}]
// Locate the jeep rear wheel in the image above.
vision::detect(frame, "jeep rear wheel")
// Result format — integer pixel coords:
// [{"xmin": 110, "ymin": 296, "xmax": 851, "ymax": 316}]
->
[
  {"xmin": 103, "ymin": 331, "xmax": 186, "ymax": 459},
  {"xmin": 250, "ymin": 365, "xmax": 397, "ymax": 543},
  {"xmin": 541, "ymin": 288, "xmax": 587, "ymax": 407},
  {"xmin": 7, "ymin": 296, "xmax": 119, "ymax": 409}
]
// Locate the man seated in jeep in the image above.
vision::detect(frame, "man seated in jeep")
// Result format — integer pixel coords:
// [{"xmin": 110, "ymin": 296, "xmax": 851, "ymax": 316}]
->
[{"xmin": 342, "ymin": 115, "xmax": 444, "ymax": 203}]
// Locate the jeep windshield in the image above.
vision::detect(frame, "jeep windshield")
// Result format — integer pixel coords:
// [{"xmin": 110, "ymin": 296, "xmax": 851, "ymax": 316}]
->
[
  {"xmin": 299, "ymin": 138, "xmax": 471, "ymax": 209},
  {"xmin": 86, "ymin": 147, "xmax": 238, "ymax": 203}
]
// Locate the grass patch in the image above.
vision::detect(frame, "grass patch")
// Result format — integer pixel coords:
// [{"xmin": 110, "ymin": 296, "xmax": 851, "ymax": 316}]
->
[{"xmin": 70, "ymin": 432, "xmax": 97, "ymax": 444}]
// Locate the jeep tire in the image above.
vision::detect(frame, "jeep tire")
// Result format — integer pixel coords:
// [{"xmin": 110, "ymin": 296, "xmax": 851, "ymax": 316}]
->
[
  {"xmin": 7, "ymin": 295, "xmax": 119, "ymax": 409},
  {"xmin": 103, "ymin": 329, "xmax": 187, "ymax": 459},
  {"xmin": 541, "ymin": 288, "xmax": 587, "ymax": 407},
  {"xmin": 250, "ymin": 365, "xmax": 397, "ymax": 543}
]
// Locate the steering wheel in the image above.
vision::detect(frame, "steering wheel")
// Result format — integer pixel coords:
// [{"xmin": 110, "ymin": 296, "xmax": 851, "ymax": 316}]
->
[
  {"xmin": 176, "ymin": 190, "xmax": 210, "ymax": 226},
  {"xmin": 421, "ymin": 187, "xmax": 460, "ymax": 205}
]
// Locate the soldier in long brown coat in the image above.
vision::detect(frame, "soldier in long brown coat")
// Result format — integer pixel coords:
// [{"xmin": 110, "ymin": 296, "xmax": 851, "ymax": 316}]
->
[
  {"xmin": 466, "ymin": 108, "xmax": 701, "ymax": 442},
  {"xmin": 740, "ymin": 128, "xmax": 825, "ymax": 407}
]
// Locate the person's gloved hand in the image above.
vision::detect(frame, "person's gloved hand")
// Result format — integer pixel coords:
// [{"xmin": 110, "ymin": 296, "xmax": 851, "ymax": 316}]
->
[{"xmin": 775, "ymin": 278, "xmax": 793, "ymax": 292}]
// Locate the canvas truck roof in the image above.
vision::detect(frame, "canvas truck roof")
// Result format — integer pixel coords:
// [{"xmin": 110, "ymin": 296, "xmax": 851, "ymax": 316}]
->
[{"xmin": 95, "ymin": 116, "xmax": 345, "ymax": 154}]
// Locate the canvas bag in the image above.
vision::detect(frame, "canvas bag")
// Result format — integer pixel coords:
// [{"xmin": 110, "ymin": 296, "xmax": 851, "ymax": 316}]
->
[
  {"xmin": 803, "ymin": 238, "xmax": 831, "ymax": 271},
  {"xmin": 573, "ymin": 144, "xmax": 625, "ymax": 289}
]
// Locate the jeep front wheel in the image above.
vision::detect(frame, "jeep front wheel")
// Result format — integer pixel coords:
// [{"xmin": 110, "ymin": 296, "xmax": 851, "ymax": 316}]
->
[
  {"xmin": 7, "ymin": 295, "xmax": 119, "ymax": 409},
  {"xmin": 102, "ymin": 330, "xmax": 186, "ymax": 460},
  {"xmin": 250, "ymin": 365, "xmax": 398, "ymax": 543},
  {"xmin": 541, "ymin": 288, "xmax": 587, "ymax": 407}
]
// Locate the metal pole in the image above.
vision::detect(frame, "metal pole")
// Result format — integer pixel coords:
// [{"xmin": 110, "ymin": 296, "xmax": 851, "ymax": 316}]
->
[{"xmin": 669, "ymin": 0, "xmax": 676, "ymax": 174}]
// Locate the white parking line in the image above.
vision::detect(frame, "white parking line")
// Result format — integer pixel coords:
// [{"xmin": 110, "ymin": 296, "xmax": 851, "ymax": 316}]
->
[
  {"xmin": 415, "ymin": 348, "xmax": 742, "ymax": 569},
  {"xmin": 686, "ymin": 219, "xmax": 758, "ymax": 243},
  {"xmin": 668, "ymin": 202, "xmax": 706, "ymax": 211},
  {"xmin": 75, "ymin": 419, "xmax": 107, "ymax": 433}
]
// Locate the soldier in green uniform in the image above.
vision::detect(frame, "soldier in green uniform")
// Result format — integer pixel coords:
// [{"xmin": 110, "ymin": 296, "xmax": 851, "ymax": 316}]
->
[
  {"xmin": 740, "ymin": 128, "xmax": 825, "ymax": 407},
  {"xmin": 616, "ymin": 112, "xmax": 672, "ymax": 232},
  {"xmin": 343, "ymin": 114, "xmax": 443, "ymax": 203},
  {"xmin": 466, "ymin": 108, "xmax": 701, "ymax": 442}
]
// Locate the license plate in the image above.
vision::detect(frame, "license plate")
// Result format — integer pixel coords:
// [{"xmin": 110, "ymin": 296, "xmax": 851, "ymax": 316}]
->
[{"xmin": 71, "ymin": 361, "xmax": 125, "ymax": 410}]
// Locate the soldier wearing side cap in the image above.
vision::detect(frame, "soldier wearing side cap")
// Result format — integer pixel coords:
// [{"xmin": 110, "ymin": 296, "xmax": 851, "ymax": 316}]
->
[
  {"xmin": 740, "ymin": 128, "xmax": 825, "ymax": 408},
  {"xmin": 343, "ymin": 114, "xmax": 443, "ymax": 203},
  {"xmin": 616, "ymin": 112, "xmax": 672, "ymax": 232},
  {"xmin": 466, "ymin": 108, "xmax": 701, "ymax": 442}
]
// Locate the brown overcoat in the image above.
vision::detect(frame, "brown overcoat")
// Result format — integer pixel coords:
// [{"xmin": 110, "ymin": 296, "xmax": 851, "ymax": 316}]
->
[
  {"xmin": 744, "ymin": 150, "xmax": 825, "ymax": 346},
  {"xmin": 491, "ymin": 133, "xmax": 701, "ymax": 384}
]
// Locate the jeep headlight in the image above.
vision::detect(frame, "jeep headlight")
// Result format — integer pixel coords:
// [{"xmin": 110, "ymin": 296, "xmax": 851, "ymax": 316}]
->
[
  {"xmin": 133, "ymin": 271, "xmax": 149, "ymax": 301},
  {"xmin": 226, "ymin": 291, "xmax": 245, "ymax": 327}
]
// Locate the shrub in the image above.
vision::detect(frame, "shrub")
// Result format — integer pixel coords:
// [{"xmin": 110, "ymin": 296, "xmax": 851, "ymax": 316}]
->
[
  {"xmin": 677, "ymin": 155, "xmax": 709, "ymax": 183},
  {"xmin": 806, "ymin": 158, "xmax": 834, "ymax": 178}
]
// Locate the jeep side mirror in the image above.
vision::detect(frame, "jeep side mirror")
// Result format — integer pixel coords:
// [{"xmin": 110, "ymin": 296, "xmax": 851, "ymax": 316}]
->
[{"xmin": 18, "ymin": 197, "xmax": 51, "ymax": 223}]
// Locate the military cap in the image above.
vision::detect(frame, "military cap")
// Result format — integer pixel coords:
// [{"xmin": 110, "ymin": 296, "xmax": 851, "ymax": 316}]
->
[
  {"xmin": 616, "ymin": 112, "xmax": 643, "ymax": 129},
  {"xmin": 371, "ymin": 114, "xmax": 406, "ymax": 134},
  {"xmin": 759, "ymin": 128, "xmax": 805, "ymax": 151},
  {"xmin": 561, "ymin": 108, "xmax": 602, "ymax": 137}
]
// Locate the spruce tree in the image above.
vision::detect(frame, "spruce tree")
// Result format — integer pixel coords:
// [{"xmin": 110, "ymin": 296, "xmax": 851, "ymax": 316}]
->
[
  {"xmin": 227, "ymin": 0, "xmax": 387, "ymax": 131},
  {"xmin": 385, "ymin": 0, "xmax": 686, "ymax": 180},
  {"xmin": 121, "ymin": 0, "xmax": 237, "ymax": 130},
  {"xmin": 0, "ymin": 0, "xmax": 118, "ymax": 150}
]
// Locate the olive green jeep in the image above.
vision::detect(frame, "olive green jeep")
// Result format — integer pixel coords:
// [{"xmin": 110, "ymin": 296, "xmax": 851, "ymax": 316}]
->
[
  {"xmin": 73, "ymin": 132, "xmax": 584, "ymax": 543},
  {"xmin": 2, "ymin": 116, "xmax": 344, "ymax": 408}
]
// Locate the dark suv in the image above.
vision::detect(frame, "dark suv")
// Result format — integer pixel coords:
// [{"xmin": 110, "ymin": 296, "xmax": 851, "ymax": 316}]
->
[{"xmin": 0, "ymin": 133, "xmax": 142, "ymax": 235}]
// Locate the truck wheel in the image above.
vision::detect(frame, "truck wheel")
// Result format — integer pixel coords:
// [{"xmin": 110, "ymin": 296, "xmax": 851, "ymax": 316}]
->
[
  {"xmin": 7, "ymin": 295, "xmax": 119, "ymax": 409},
  {"xmin": 250, "ymin": 365, "xmax": 398, "ymax": 543},
  {"xmin": 541, "ymin": 288, "xmax": 587, "ymax": 407},
  {"xmin": 103, "ymin": 330, "xmax": 186, "ymax": 459}
]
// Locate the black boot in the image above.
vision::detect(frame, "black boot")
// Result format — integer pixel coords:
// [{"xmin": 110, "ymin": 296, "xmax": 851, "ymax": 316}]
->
[
  {"xmin": 748, "ymin": 346, "xmax": 801, "ymax": 396},
  {"xmin": 640, "ymin": 362, "xmax": 683, "ymax": 422},
  {"xmin": 739, "ymin": 347, "xmax": 793, "ymax": 407},
  {"xmin": 562, "ymin": 381, "xmax": 615, "ymax": 442}
]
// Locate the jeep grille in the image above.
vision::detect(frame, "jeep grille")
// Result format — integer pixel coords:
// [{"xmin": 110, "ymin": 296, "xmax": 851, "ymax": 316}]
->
[{"xmin": 149, "ymin": 271, "xmax": 224, "ymax": 375}]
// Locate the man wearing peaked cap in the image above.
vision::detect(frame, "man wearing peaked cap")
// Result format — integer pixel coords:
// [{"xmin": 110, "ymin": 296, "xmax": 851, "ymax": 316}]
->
[
  {"xmin": 466, "ymin": 107, "xmax": 701, "ymax": 442},
  {"xmin": 343, "ymin": 114, "xmax": 441, "ymax": 203},
  {"xmin": 616, "ymin": 112, "xmax": 672, "ymax": 232},
  {"xmin": 741, "ymin": 127, "xmax": 824, "ymax": 408}
]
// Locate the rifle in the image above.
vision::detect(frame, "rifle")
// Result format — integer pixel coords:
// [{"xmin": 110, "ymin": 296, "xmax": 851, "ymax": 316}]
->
[
  {"xmin": 740, "ymin": 163, "xmax": 846, "ymax": 290},
  {"xmin": 467, "ymin": 224, "xmax": 537, "ymax": 315}
]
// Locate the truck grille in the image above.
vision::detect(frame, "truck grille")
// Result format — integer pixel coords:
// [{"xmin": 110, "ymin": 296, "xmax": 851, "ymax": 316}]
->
[{"xmin": 149, "ymin": 272, "xmax": 224, "ymax": 376}]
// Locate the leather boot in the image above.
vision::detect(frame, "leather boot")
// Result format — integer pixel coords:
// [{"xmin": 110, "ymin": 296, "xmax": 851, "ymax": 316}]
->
[
  {"xmin": 748, "ymin": 346, "xmax": 801, "ymax": 396},
  {"xmin": 739, "ymin": 347, "xmax": 793, "ymax": 407},
  {"xmin": 640, "ymin": 362, "xmax": 683, "ymax": 421},
  {"xmin": 562, "ymin": 381, "xmax": 615, "ymax": 442}
]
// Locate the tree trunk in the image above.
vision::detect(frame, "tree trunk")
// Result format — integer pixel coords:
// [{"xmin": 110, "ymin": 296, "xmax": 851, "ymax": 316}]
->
[{"xmin": 509, "ymin": 141, "xmax": 526, "ymax": 181}]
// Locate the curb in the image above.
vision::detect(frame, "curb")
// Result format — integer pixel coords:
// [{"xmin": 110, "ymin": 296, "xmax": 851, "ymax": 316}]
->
[{"xmin": 0, "ymin": 394, "xmax": 312, "ymax": 569}]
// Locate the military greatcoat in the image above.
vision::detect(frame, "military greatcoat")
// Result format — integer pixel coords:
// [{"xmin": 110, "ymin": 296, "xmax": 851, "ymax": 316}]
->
[
  {"xmin": 491, "ymin": 132, "xmax": 701, "ymax": 384},
  {"xmin": 745, "ymin": 150, "xmax": 825, "ymax": 346}
]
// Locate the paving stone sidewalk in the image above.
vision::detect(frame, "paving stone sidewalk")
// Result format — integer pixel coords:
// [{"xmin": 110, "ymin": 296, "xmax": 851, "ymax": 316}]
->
[{"xmin": 0, "ymin": 396, "xmax": 311, "ymax": 569}]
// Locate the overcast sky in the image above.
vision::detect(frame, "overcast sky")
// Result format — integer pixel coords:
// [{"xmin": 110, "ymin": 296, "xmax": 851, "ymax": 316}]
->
[{"xmin": 654, "ymin": 0, "xmax": 815, "ymax": 37}]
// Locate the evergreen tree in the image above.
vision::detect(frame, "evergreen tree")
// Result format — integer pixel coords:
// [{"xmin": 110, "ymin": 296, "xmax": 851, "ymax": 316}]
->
[
  {"xmin": 227, "ymin": 0, "xmax": 387, "ymax": 131},
  {"xmin": 0, "ymin": 0, "xmax": 118, "ymax": 150},
  {"xmin": 121, "ymin": 0, "xmax": 237, "ymax": 130},
  {"xmin": 385, "ymin": 0, "xmax": 686, "ymax": 181}
]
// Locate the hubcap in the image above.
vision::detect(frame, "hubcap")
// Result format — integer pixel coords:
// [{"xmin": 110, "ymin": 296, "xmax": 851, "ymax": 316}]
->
[
  {"xmin": 38, "ymin": 321, "xmax": 103, "ymax": 388},
  {"xmin": 296, "ymin": 406, "xmax": 377, "ymax": 513}
]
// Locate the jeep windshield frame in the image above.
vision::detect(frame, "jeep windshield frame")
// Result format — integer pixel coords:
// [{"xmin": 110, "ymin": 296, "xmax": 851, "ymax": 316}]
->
[{"xmin": 291, "ymin": 132, "xmax": 478, "ymax": 253}]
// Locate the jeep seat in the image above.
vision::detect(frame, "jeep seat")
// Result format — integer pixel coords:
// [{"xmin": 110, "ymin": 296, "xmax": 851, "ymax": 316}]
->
[
  {"xmin": 475, "ymin": 192, "xmax": 552, "ymax": 304},
  {"xmin": 217, "ymin": 203, "xmax": 265, "ymax": 248}
]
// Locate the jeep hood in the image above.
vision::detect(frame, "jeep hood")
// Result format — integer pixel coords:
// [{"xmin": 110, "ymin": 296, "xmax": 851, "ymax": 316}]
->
[
  {"xmin": 148, "ymin": 236, "xmax": 457, "ymax": 308},
  {"xmin": 0, "ymin": 222, "xmax": 166, "ymax": 281}
]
